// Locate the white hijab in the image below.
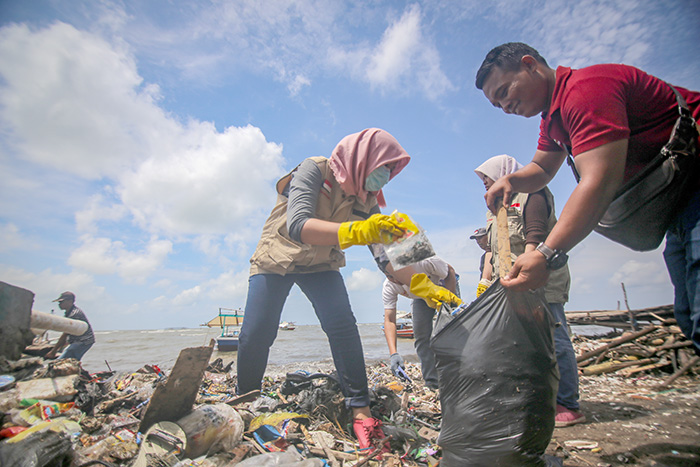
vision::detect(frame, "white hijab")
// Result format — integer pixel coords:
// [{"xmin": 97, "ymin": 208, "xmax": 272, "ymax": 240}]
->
[{"xmin": 474, "ymin": 154, "xmax": 523, "ymax": 183}]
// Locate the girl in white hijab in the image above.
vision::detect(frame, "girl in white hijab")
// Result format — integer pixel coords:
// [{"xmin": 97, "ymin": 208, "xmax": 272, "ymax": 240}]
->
[{"xmin": 474, "ymin": 154, "xmax": 523, "ymax": 189}]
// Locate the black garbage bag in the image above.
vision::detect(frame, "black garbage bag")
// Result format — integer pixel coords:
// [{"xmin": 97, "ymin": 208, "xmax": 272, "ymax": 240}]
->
[
  {"xmin": 431, "ymin": 281, "xmax": 559, "ymax": 467},
  {"xmin": 0, "ymin": 430, "xmax": 72, "ymax": 467}
]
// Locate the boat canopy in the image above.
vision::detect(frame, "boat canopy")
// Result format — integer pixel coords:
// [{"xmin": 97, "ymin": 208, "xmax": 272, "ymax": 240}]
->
[{"xmin": 203, "ymin": 308, "xmax": 244, "ymax": 327}]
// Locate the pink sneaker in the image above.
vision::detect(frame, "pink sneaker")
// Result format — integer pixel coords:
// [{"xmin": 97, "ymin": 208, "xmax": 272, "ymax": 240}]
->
[
  {"xmin": 353, "ymin": 417, "xmax": 390, "ymax": 454},
  {"xmin": 555, "ymin": 404, "xmax": 586, "ymax": 427}
]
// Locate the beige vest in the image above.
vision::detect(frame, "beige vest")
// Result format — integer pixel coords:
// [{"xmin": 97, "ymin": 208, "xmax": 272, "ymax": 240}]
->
[
  {"xmin": 250, "ymin": 157, "xmax": 377, "ymax": 276},
  {"xmin": 486, "ymin": 190, "xmax": 570, "ymax": 303}
]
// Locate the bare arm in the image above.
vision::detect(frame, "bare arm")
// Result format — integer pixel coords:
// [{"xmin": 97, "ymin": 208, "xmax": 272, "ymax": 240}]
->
[
  {"xmin": 481, "ymin": 252, "xmax": 493, "ymax": 281},
  {"xmin": 485, "ymin": 149, "xmax": 567, "ymax": 212},
  {"xmin": 383, "ymin": 308, "xmax": 398, "ymax": 355},
  {"xmin": 46, "ymin": 333, "xmax": 68, "ymax": 358},
  {"xmin": 299, "ymin": 218, "xmax": 343, "ymax": 245},
  {"xmin": 503, "ymin": 140, "xmax": 628, "ymax": 290},
  {"xmin": 444, "ymin": 265, "xmax": 458, "ymax": 293}
]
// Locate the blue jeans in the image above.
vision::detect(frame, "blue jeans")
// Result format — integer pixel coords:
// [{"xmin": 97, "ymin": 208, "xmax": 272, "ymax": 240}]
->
[
  {"xmin": 59, "ymin": 341, "xmax": 93, "ymax": 361},
  {"xmin": 549, "ymin": 303, "xmax": 580, "ymax": 410},
  {"xmin": 236, "ymin": 271, "xmax": 370, "ymax": 407},
  {"xmin": 663, "ymin": 189, "xmax": 700, "ymax": 357},
  {"xmin": 411, "ymin": 299, "xmax": 438, "ymax": 389}
]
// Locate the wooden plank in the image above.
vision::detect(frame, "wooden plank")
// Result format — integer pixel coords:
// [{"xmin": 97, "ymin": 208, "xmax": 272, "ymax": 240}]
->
[
  {"xmin": 496, "ymin": 206, "xmax": 511, "ymax": 278},
  {"xmin": 139, "ymin": 344, "xmax": 214, "ymax": 432}
]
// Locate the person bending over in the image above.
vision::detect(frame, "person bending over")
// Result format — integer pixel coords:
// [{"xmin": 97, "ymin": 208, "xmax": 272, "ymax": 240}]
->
[{"xmin": 475, "ymin": 42, "xmax": 700, "ymax": 357}]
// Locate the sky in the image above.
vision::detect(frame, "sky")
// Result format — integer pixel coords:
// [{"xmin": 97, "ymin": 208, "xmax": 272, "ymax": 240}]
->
[{"xmin": 1, "ymin": 0, "xmax": 699, "ymax": 331}]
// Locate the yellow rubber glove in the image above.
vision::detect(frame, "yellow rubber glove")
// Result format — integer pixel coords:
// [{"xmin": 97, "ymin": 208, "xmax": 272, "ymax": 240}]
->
[
  {"xmin": 409, "ymin": 273, "xmax": 462, "ymax": 309},
  {"xmin": 337, "ymin": 213, "xmax": 405, "ymax": 249},
  {"xmin": 476, "ymin": 279, "xmax": 491, "ymax": 298},
  {"xmin": 390, "ymin": 211, "xmax": 420, "ymax": 239}
]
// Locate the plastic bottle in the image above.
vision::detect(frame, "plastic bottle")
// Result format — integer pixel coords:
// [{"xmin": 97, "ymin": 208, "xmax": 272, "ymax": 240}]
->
[{"xmin": 176, "ymin": 403, "xmax": 244, "ymax": 458}]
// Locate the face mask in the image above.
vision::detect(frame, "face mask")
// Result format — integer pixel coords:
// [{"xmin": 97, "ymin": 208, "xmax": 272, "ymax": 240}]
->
[{"xmin": 364, "ymin": 165, "xmax": 391, "ymax": 192}]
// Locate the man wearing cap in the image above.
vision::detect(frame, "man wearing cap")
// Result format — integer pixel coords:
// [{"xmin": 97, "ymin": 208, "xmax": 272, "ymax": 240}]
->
[
  {"xmin": 471, "ymin": 227, "xmax": 493, "ymax": 297},
  {"xmin": 45, "ymin": 292, "xmax": 95, "ymax": 361}
]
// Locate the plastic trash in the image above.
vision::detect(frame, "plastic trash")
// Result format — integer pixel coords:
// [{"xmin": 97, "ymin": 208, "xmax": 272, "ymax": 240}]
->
[
  {"xmin": 176, "ymin": 403, "xmax": 244, "ymax": 458},
  {"xmin": 235, "ymin": 449, "xmax": 326, "ymax": 466},
  {"xmin": 6, "ymin": 418, "xmax": 81, "ymax": 444},
  {"xmin": 15, "ymin": 375, "xmax": 79, "ymax": 402},
  {"xmin": 0, "ymin": 374, "xmax": 15, "ymax": 391},
  {"xmin": 383, "ymin": 212, "xmax": 435, "ymax": 269},
  {"xmin": 431, "ymin": 281, "xmax": 558, "ymax": 466}
]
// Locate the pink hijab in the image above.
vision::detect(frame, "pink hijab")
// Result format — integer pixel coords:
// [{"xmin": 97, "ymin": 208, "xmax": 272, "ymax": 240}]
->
[
  {"xmin": 329, "ymin": 128, "xmax": 411, "ymax": 208},
  {"xmin": 474, "ymin": 154, "xmax": 523, "ymax": 183}
]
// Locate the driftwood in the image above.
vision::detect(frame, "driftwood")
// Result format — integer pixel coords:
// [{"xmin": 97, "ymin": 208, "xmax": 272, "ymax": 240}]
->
[
  {"xmin": 658, "ymin": 356, "xmax": 700, "ymax": 389},
  {"xmin": 574, "ymin": 317, "xmax": 698, "ymax": 386},
  {"xmin": 576, "ymin": 325, "xmax": 657, "ymax": 362},
  {"xmin": 581, "ymin": 358, "xmax": 655, "ymax": 376},
  {"xmin": 567, "ymin": 304, "xmax": 674, "ymax": 329}
]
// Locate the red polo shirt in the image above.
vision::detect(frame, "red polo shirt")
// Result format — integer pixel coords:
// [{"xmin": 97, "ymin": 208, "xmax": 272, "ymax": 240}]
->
[{"xmin": 538, "ymin": 64, "xmax": 700, "ymax": 182}]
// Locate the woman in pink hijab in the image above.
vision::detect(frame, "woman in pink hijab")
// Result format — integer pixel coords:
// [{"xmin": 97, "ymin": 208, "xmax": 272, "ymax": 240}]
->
[{"xmin": 238, "ymin": 128, "xmax": 411, "ymax": 455}]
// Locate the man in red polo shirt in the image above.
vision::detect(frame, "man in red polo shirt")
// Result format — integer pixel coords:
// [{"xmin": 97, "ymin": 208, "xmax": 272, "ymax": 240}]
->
[{"xmin": 474, "ymin": 42, "xmax": 700, "ymax": 359}]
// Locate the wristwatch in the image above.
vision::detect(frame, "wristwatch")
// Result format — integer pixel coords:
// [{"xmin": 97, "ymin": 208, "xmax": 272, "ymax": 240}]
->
[{"xmin": 536, "ymin": 242, "xmax": 568, "ymax": 270}]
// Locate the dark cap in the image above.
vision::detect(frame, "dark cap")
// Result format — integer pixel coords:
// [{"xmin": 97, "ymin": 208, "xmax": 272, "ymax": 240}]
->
[
  {"xmin": 52, "ymin": 291, "xmax": 76, "ymax": 302},
  {"xmin": 469, "ymin": 227, "xmax": 488, "ymax": 239}
]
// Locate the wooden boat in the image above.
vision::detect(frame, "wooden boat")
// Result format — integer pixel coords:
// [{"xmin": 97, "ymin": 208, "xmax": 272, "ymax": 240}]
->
[
  {"xmin": 203, "ymin": 308, "xmax": 244, "ymax": 351},
  {"xmin": 395, "ymin": 322, "xmax": 414, "ymax": 339},
  {"xmin": 382, "ymin": 311, "xmax": 414, "ymax": 338},
  {"xmin": 279, "ymin": 321, "xmax": 296, "ymax": 331}
]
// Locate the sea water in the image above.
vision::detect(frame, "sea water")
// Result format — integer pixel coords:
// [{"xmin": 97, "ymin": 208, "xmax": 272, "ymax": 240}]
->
[
  {"xmin": 66, "ymin": 323, "xmax": 610, "ymax": 375},
  {"xmin": 72, "ymin": 324, "xmax": 419, "ymax": 375}
]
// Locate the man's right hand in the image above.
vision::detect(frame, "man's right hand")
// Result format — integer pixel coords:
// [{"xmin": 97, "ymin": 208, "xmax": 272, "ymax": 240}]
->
[
  {"xmin": 389, "ymin": 352, "xmax": 404, "ymax": 373},
  {"xmin": 485, "ymin": 176, "xmax": 514, "ymax": 214},
  {"xmin": 501, "ymin": 250, "xmax": 551, "ymax": 291}
]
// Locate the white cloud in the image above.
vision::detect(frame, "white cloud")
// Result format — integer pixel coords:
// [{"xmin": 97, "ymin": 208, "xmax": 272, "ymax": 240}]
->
[
  {"xmin": 203, "ymin": 269, "xmax": 250, "ymax": 303},
  {"xmin": 567, "ymin": 234, "xmax": 672, "ymax": 310},
  {"xmin": 172, "ymin": 285, "xmax": 202, "ymax": 306},
  {"xmin": 0, "ymin": 21, "xmax": 287, "ymax": 272},
  {"xmin": 0, "ymin": 223, "xmax": 30, "ymax": 252},
  {"xmin": 347, "ymin": 267, "xmax": 385, "ymax": 291},
  {"xmin": 68, "ymin": 235, "xmax": 173, "ymax": 283},
  {"xmin": 0, "ymin": 264, "xmax": 104, "ymax": 312},
  {"xmin": 330, "ymin": 5, "xmax": 454, "ymax": 99},
  {"xmin": 117, "ymin": 123, "xmax": 283, "ymax": 237},
  {"xmin": 610, "ymin": 260, "xmax": 669, "ymax": 288},
  {"xmin": 75, "ymin": 194, "xmax": 129, "ymax": 234},
  {"xmin": 0, "ymin": 22, "xmax": 165, "ymax": 179}
]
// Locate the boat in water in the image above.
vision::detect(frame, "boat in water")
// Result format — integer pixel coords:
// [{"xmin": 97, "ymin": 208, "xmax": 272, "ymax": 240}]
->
[
  {"xmin": 203, "ymin": 307, "xmax": 244, "ymax": 351},
  {"xmin": 279, "ymin": 321, "xmax": 296, "ymax": 331},
  {"xmin": 395, "ymin": 322, "xmax": 414, "ymax": 339},
  {"xmin": 382, "ymin": 311, "xmax": 414, "ymax": 339}
]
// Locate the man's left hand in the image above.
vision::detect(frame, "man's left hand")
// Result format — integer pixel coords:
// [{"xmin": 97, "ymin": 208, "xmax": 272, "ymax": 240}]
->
[{"xmin": 500, "ymin": 250, "xmax": 551, "ymax": 291}]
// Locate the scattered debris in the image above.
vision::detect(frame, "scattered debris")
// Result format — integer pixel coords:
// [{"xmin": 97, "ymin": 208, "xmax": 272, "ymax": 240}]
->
[{"xmin": 0, "ymin": 319, "xmax": 697, "ymax": 466}]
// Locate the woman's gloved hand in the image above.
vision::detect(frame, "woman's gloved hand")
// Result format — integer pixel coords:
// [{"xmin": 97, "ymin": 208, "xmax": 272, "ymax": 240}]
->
[
  {"xmin": 389, "ymin": 353, "xmax": 404, "ymax": 373},
  {"xmin": 410, "ymin": 273, "xmax": 462, "ymax": 309},
  {"xmin": 476, "ymin": 278, "xmax": 492, "ymax": 297},
  {"xmin": 337, "ymin": 213, "xmax": 405, "ymax": 249}
]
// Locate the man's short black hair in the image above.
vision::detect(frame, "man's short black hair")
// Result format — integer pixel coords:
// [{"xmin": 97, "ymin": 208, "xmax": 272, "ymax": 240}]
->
[{"xmin": 475, "ymin": 42, "xmax": 549, "ymax": 90}]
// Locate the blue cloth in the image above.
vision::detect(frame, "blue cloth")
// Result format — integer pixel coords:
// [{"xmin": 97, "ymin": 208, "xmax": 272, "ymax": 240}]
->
[
  {"xmin": 663, "ymin": 188, "xmax": 700, "ymax": 357},
  {"xmin": 411, "ymin": 298, "xmax": 438, "ymax": 389},
  {"xmin": 59, "ymin": 341, "xmax": 93, "ymax": 361},
  {"xmin": 548, "ymin": 302, "xmax": 580, "ymax": 410},
  {"xmin": 236, "ymin": 271, "xmax": 370, "ymax": 407}
]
